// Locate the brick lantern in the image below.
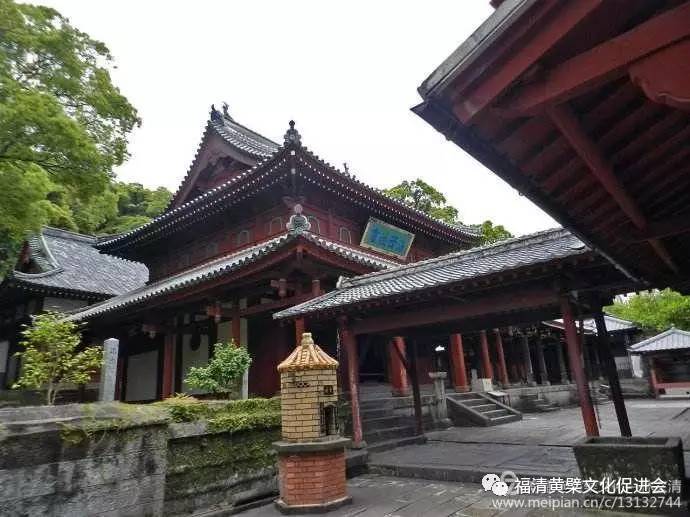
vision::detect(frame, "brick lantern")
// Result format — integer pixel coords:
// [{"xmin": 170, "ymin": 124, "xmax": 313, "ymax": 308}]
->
[{"xmin": 274, "ymin": 332, "xmax": 351, "ymax": 513}]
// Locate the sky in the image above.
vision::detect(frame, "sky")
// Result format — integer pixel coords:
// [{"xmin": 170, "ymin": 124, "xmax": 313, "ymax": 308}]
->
[{"xmin": 41, "ymin": 0, "xmax": 557, "ymax": 236}]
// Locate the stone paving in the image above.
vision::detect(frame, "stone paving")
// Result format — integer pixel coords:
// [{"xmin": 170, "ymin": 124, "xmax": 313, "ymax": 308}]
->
[
  {"xmin": 239, "ymin": 475, "xmax": 653, "ymax": 516},
  {"xmin": 427, "ymin": 400, "xmax": 690, "ymax": 449},
  {"xmin": 368, "ymin": 400, "xmax": 690, "ymax": 482}
]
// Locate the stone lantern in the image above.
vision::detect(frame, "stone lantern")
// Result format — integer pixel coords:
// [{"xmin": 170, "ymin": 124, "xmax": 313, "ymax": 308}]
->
[{"xmin": 274, "ymin": 332, "xmax": 351, "ymax": 513}]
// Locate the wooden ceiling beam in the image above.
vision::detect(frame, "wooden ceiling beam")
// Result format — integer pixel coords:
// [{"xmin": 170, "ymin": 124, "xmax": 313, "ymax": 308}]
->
[
  {"xmin": 547, "ymin": 103, "xmax": 678, "ymax": 274},
  {"xmin": 450, "ymin": 0, "xmax": 602, "ymax": 123},
  {"xmin": 630, "ymin": 212, "xmax": 690, "ymax": 243},
  {"xmin": 502, "ymin": 2, "xmax": 690, "ymax": 116},
  {"xmin": 351, "ymin": 288, "xmax": 559, "ymax": 336}
]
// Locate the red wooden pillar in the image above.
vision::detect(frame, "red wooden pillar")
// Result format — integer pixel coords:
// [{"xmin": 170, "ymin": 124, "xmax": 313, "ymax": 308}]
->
[
  {"xmin": 388, "ymin": 337, "xmax": 410, "ymax": 396},
  {"xmin": 449, "ymin": 333, "xmax": 468, "ymax": 391},
  {"xmin": 295, "ymin": 318, "xmax": 306, "ymax": 346},
  {"xmin": 339, "ymin": 319, "xmax": 365, "ymax": 448},
  {"xmin": 561, "ymin": 295, "xmax": 599, "ymax": 437},
  {"xmin": 231, "ymin": 311, "xmax": 241, "ymax": 345},
  {"xmin": 493, "ymin": 329, "xmax": 509, "ymax": 386},
  {"xmin": 479, "ymin": 330, "xmax": 493, "ymax": 380},
  {"xmin": 161, "ymin": 334, "xmax": 175, "ymax": 399}
]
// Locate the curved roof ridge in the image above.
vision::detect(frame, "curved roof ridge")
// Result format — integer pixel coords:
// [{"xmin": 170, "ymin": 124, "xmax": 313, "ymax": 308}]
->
[
  {"xmin": 98, "ymin": 149, "xmax": 287, "ymax": 249},
  {"xmin": 342, "ymin": 226, "xmax": 573, "ymax": 288},
  {"xmin": 297, "ymin": 148, "xmax": 481, "ymax": 240}
]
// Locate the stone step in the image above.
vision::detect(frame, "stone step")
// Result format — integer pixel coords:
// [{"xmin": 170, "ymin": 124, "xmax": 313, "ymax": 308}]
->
[
  {"xmin": 487, "ymin": 414, "xmax": 522, "ymax": 425},
  {"xmin": 459, "ymin": 398, "xmax": 488, "ymax": 406},
  {"xmin": 361, "ymin": 415, "xmax": 412, "ymax": 431},
  {"xmin": 364, "ymin": 425, "xmax": 416, "ymax": 443},
  {"xmin": 366, "ymin": 434, "xmax": 427, "ymax": 454},
  {"xmin": 482, "ymin": 408, "xmax": 510, "ymax": 418},
  {"xmin": 468, "ymin": 403, "xmax": 498, "ymax": 412},
  {"xmin": 361, "ymin": 407, "xmax": 393, "ymax": 420}
]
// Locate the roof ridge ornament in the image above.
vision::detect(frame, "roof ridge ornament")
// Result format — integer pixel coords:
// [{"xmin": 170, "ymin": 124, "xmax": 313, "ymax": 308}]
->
[
  {"xmin": 222, "ymin": 102, "xmax": 232, "ymax": 120},
  {"xmin": 286, "ymin": 203, "xmax": 311, "ymax": 234},
  {"xmin": 284, "ymin": 120, "xmax": 301, "ymax": 147},
  {"xmin": 210, "ymin": 104, "xmax": 223, "ymax": 122}
]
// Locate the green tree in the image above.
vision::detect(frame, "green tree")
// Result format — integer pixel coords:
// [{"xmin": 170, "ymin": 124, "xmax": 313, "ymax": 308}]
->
[
  {"xmin": 479, "ymin": 220, "xmax": 513, "ymax": 245},
  {"xmin": 184, "ymin": 341, "xmax": 252, "ymax": 398},
  {"xmin": 606, "ymin": 289, "xmax": 690, "ymax": 332},
  {"xmin": 385, "ymin": 179, "xmax": 512, "ymax": 245},
  {"xmin": 385, "ymin": 179, "xmax": 459, "ymax": 224},
  {"xmin": 13, "ymin": 312, "xmax": 103, "ymax": 405},
  {"xmin": 0, "ymin": 0, "xmax": 140, "ymax": 274}
]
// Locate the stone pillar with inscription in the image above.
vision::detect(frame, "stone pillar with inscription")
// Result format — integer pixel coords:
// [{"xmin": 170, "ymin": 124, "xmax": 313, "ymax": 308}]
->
[
  {"xmin": 274, "ymin": 333, "xmax": 351, "ymax": 513},
  {"xmin": 99, "ymin": 338, "xmax": 119, "ymax": 402}
]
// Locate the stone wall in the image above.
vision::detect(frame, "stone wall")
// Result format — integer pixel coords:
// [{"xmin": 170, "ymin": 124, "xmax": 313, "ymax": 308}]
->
[
  {"xmin": 0, "ymin": 403, "xmax": 280, "ymax": 516},
  {"xmin": 0, "ymin": 403, "xmax": 168, "ymax": 516},
  {"xmin": 164, "ymin": 421, "xmax": 278, "ymax": 515}
]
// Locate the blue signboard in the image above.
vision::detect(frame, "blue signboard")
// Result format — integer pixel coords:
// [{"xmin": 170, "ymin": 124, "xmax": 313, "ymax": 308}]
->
[{"xmin": 360, "ymin": 218, "xmax": 415, "ymax": 259}]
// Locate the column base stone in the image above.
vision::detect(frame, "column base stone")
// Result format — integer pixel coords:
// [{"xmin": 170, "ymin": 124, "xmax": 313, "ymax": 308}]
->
[{"xmin": 275, "ymin": 496, "xmax": 352, "ymax": 515}]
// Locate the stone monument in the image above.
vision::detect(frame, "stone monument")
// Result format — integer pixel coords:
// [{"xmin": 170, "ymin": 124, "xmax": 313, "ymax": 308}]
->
[
  {"xmin": 274, "ymin": 332, "xmax": 351, "ymax": 513},
  {"xmin": 99, "ymin": 338, "xmax": 119, "ymax": 402}
]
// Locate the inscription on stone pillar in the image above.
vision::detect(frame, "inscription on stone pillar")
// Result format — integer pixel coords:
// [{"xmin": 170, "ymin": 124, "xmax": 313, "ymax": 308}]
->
[{"xmin": 99, "ymin": 338, "xmax": 119, "ymax": 402}]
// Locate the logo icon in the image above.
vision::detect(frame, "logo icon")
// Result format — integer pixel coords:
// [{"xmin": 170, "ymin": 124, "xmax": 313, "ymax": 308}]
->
[{"xmin": 482, "ymin": 471, "xmax": 518, "ymax": 496}]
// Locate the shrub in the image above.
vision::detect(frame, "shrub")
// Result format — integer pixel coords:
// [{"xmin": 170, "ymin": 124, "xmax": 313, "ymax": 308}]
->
[
  {"xmin": 13, "ymin": 312, "xmax": 103, "ymax": 405},
  {"xmin": 184, "ymin": 341, "xmax": 251, "ymax": 397}
]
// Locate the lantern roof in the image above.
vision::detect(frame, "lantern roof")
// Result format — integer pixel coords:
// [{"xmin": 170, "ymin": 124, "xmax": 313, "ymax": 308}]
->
[{"xmin": 277, "ymin": 333, "xmax": 338, "ymax": 372}]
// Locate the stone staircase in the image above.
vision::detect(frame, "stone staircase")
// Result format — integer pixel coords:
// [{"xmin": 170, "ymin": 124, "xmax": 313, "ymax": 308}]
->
[
  {"xmin": 520, "ymin": 392, "xmax": 559, "ymax": 412},
  {"xmin": 446, "ymin": 392, "xmax": 522, "ymax": 426},
  {"xmin": 358, "ymin": 386, "xmax": 431, "ymax": 453}
]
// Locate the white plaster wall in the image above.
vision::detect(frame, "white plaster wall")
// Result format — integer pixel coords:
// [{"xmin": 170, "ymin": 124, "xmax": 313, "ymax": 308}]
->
[
  {"xmin": 125, "ymin": 350, "xmax": 158, "ymax": 401},
  {"xmin": 180, "ymin": 334, "xmax": 210, "ymax": 394}
]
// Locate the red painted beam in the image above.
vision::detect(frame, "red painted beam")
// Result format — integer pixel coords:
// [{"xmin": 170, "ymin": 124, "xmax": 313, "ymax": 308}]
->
[
  {"xmin": 503, "ymin": 2, "xmax": 690, "ymax": 116},
  {"xmin": 451, "ymin": 0, "xmax": 602, "ymax": 122},
  {"xmin": 630, "ymin": 212, "xmax": 690, "ymax": 242},
  {"xmin": 547, "ymin": 103, "xmax": 678, "ymax": 273},
  {"xmin": 351, "ymin": 288, "xmax": 558, "ymax": 335}
]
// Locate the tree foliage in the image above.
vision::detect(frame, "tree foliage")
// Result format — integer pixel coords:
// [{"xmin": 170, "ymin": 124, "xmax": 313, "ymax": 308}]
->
[
  {"xmin": 384, "ymin": 178, "xmax": 512, "ymax": 245},
  {"xmin": 12, "ymin": 312, "xmax": 103, "ymax": 404},
  {"xmin": 606, "ymin": 289, "xmax": 690, "ymax": 332},
  {"xmin": 0, "ymin": 0, "xmax": 140, "ymax": 274},
  {"xmin": 385, "ymin": 179, "xmax": 459, "ymax": 224},
  {"xmin": 47, "ymin": 181, "xmax": 172, "ymax": 236},
  {"xmin": 479, "ymin": 220, "xmax": 513, "ymax": 245},
  {"xmin": 184, "ymin": 341, "xmax": 252, "ymax": 398}
]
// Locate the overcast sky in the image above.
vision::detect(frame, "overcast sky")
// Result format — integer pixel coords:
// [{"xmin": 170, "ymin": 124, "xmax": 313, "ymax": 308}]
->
[{"xmin": 42, "ymin": 0, "xmax": 557, "ymax": 235}]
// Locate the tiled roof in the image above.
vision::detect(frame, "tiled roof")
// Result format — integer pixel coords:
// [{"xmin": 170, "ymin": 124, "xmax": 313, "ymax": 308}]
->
[
  {"xmin": 209, "ymin": 109, "xmax": 279, "ymax": 159},
  {"xmin": 277, "ymin": 332, "xmax": 338, "ymax": 372},
  {"xmin": 542, "ymin": 315, "xmax": 637, "ymax": 335},
  {"xmin": 7, "ymin": 227, "xmax": 148, "ymax": 298},
  {"xmin": 99, "ymin": 117, "xmax": 480, "ymax": 253},
  {"xmin": 629, "ymin": 328, "xmax": 690, "ymax": 354},
  {"xmin": 68, "ymin": 231, "xmax": 397, "ymax": 321},
  {"xmin": 274, "ymin": 227, "xmax": 588, "ymax": 320}
]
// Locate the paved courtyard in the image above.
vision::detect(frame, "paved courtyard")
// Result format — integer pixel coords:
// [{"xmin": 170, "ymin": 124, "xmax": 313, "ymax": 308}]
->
[
  {"xmin": 368, "ymin": 400, "xmax": 690, "ymax": 483},
  {"xmin": 240, "ymin": 475, "xmax": 653, "ymax": 516}
]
